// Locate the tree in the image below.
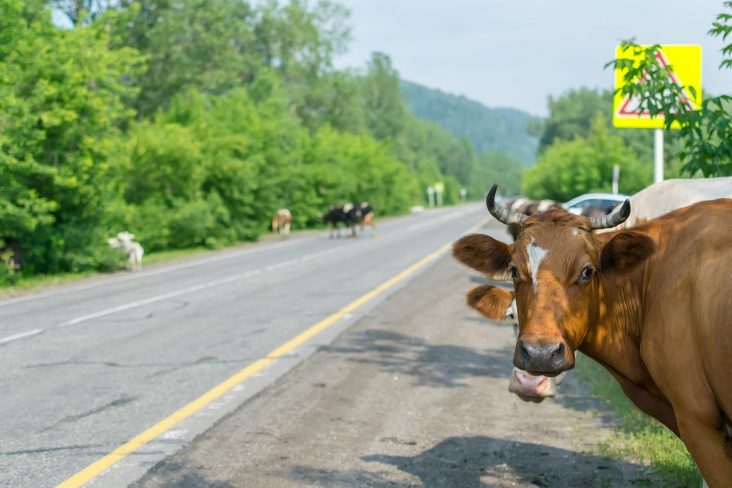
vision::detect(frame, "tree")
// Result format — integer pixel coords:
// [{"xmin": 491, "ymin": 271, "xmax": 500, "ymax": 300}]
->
[
  {"xmin": 523, "ymin": 116, "xmax": 650, "ymax": 201},
  {"xmin": 538, "ymin": 88, "xmax": 610, "ymax": 153},
  {"xmin": 361, "ymin": 52, "xmax": 409, "ymax": 141},
  {"xmin": 107, "ymin": 0, "xmax": 258, "ymax": 117},
  {"xmin": 537, "ymin": 87, "xmax": 686, "ymax": 177},
  {"xmin": 0, "ymin": 1, "xmax": 142, "ymax": 273},
  {"xmin": 609, "ymin": 2, "xmax": 732, "ymax": 176}
]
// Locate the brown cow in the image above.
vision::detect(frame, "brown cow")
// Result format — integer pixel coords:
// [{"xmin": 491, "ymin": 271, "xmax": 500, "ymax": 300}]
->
[
  {"xmin": 505, "ymin": 198, "xmax": 561, "ymax": 241},
  {"xmin": 272, "ymin": 208, "xmax": 292, "ymax": 236},
  {"xmin": 453, "ymin": 184, "xmax": 732, "ymax": 486}
]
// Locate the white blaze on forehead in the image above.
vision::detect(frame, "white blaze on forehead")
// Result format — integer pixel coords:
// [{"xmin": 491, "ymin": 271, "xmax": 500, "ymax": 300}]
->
[{"xmin": 526, "ymin": 238, "xmax": 548, "ymax": 290}]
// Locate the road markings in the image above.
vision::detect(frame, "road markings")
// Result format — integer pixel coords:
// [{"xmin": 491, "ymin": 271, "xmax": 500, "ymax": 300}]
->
[
  {"xmin": 57, "ymin": 270, "xmax": 262, "ymax": 328},
  {"xmin": 0, "ymin": 328, "xmax": 43, "ymax": 345},
  {"xmin": 55, "ymin": 211, "xmax": 477, "ymax": 330},
  {"xmin": 0, "ymin": 236, "xmax": 312, "ymax": 308},
  {"xmin": 55, "ymin": 239, "xmax": 456, "ymax": 488},
  {"xmin": 57, "ymin": 246, "xmax": 343, "ymax": 329},
  {"xmin": 1, "ymin": 206, "xmax": 476, "ymax": 308}
]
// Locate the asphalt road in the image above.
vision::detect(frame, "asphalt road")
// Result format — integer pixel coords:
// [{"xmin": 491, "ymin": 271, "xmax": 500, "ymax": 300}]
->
[
  {"xmin": 0, "ymin": 204, "xmax": 491, "ymax": 488},
  {"xmin": 135, "ymin": 241, "xmax": 656, "ymax": 487}
]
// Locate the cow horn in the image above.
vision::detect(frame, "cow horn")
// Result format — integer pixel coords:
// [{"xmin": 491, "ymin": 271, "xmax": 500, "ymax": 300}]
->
[
  {"xmin": 589, "ymin": 199, "xmax": 631, "ymax": 229},
  {"xmin": 485, "ymin": 184, "xmax": 528, "ymax": 225}
]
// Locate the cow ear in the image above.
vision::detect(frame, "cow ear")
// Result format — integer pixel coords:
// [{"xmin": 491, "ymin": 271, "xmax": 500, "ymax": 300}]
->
[
  {"xmin": 599, "ymin": 230, "xmax": 655, "ymax": 273},
  {"xmin": 467, "ymin": 285, "xmax": 514, "ymax": 321},
  {"xmin": 453, "ymin": 234, "xmax": 511, "ymax": 276}
]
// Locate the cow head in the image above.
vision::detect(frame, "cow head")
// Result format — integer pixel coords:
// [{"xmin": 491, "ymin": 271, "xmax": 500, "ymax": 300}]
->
[{"xmin": 454, "ymin": 185, "xmax": 655, "ymax": 376}]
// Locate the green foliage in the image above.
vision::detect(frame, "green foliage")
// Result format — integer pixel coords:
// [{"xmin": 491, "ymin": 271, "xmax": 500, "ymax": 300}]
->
[
  {"xmin": 476, "ymin": 152, "xmax": 523, "ymax": 195},
  {"xmin": 537, "ymin": 87, "xmax": 685, "ymax": 173},
  {"xmin": 523, "ymin": 116, "xmax": 650, "ymax": 201},
  {"xmin": 609, "ymin": 5, "xmax": 732, "ymax": 176},
  {"xmin": 1, "ymin": 0, "xmax": 517, "ymax": 285},
  {"xmin": 538, "ymin": 87, "xmax": 609, "ymax": 153},
  {"xmin": 401, "ymin": 80, "xmax": 540, "ymax": 164},
  {"xmin": 0, "ymin": 1, "xmax": 142, "ymax": 275}
]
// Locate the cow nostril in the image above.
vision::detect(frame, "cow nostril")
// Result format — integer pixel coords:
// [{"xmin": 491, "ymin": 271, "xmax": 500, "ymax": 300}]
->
[
  {"xmin": 520, "ymin": 341, "xmax": 531, "ymax": 363},
  {"xmin": 550, "ymin": 343, "xmax": 565, "ymax": 364}
]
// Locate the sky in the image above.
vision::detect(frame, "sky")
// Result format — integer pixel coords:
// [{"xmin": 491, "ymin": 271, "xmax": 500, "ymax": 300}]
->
[{"xmin": 333, "ymin": 0, "xmax": 731, "ymax": 117}]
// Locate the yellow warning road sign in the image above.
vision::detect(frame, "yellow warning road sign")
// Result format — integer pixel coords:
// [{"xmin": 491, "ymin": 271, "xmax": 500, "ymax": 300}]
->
[{"xmin": 613, "ymin": 44, "xmax": 702, "ymax": 129}]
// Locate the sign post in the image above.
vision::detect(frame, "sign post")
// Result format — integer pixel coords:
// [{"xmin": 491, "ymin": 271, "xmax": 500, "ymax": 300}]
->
[
  {"xmin": 434, "ymin": 182, "xmax": 445, "ymax": 207},
  {"xmin": 612, "ymin": 164, "xmax": 620, "ymax": 195},
  {"xmin": 654, "ymin": 129, "xmax": 664, "ymax": 183},
  {"xmin": 612, "ymin": 44, "xmax": 702, "ymax": 183},
  {"xmin": 427, "ymin": 186, "xmax": 435, "ymax": 208}
]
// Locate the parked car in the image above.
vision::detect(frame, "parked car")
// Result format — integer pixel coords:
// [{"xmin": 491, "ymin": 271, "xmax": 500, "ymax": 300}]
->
[{"xmin": 563, "ymin": 193, "xmax": 628, "ymax": 217}]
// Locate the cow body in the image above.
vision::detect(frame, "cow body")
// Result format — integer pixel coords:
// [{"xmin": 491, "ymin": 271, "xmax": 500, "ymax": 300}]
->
[
  {"xmin": 272, "ymin": 208, "xmax": 292, "ymax": 236},
  {"xmin": 323, "ymin": 205, "xmax": 346, "ymax": 238},
  {"xmin": 107, "ymin": 231, "xmax": 144, "ymax": 271},
  {"xmin": 323, "ymin": 203, "xmax": 372, "ymax": 238},
  {"xmin": 611, "ymin": 176, "xmax": 732, "ymax": 230},
  {"xmin": 454, "ymin": 189, "xmax": 732, "ymax": 486},
  {"xmin": 356, "ymin": 202, "xmax": 375, "ymax": 237}
]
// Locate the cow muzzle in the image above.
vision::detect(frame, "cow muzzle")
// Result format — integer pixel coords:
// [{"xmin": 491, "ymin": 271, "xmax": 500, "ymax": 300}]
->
[
  {"xmin": 508, "ymin": 367, "xmax": 557, "ymax": 403},
  {"xmin": 514, "ymin": 338, "xmax": 574, "ymax": 375}
]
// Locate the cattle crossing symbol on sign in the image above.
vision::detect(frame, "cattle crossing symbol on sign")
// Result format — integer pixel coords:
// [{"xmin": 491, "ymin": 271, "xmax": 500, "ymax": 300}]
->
[{"xmin": 612, "ymin": 44, "xmax": 702, "ymax": 129}]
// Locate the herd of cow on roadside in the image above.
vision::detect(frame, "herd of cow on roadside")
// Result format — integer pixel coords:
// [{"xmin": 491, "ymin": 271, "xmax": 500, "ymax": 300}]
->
[
  {"xmin": 272, "ymin": 202, "xmax": 376, "ymax": 239},
  {"xmin": 454, "ymin": 177, "xmax": 732, "ymax": 487},
  {"xmin": 1, "ymin": 202, "xmax": 375, "ymax": 274}
]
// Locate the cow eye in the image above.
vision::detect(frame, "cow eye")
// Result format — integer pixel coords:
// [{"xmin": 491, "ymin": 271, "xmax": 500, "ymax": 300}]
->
[
  {"xmin": 578, "ymin": 266, "xmax": 595, "ymax": 282},
  {"xmin": 509, "ymin": 265, "xmax": 519, "ymax": 279}
]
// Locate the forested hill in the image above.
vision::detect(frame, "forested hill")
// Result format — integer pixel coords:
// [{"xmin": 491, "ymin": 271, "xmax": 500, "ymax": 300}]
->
[{"xmin": 401, "ymin": 80, "xmax": 540, "ymax": 164}]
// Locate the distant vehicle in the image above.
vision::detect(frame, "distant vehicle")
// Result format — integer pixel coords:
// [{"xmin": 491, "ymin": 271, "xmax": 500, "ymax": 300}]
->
[{"xmin": 562, "ymin": 193, "xmax": 628, "ymax": 217}]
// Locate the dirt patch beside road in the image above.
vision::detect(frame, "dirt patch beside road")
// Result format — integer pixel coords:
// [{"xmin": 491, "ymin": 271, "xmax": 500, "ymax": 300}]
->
[{"xmin": 136, "ymin": 256, "xmax": 656, "ymax": 487}]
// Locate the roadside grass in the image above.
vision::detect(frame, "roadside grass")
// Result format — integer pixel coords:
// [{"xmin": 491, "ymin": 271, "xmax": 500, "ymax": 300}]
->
[{"xmin": 576, "ymin": 354, "xmax": 702, "ymax": 487}]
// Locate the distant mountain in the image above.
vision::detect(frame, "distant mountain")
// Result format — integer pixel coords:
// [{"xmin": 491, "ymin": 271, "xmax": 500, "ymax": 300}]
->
[{"xmin": 400, "ymin": 80, "xmax": 540, "ymax": 165}]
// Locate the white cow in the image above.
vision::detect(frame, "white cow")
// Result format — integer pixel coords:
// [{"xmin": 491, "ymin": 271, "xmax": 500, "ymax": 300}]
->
[
  {"xmin": 609, "ymin": 177, "xmax": 732, "ymax": 230},
  {"xmin": 107, "ymin": 231, "xmax": 144, "ymax": 271}
]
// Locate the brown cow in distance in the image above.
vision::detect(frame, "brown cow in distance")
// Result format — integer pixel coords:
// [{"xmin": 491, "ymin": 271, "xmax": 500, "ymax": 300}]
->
[
  {"xmin": 272, "ymin": 208, "xmax": 292, "ymax": 236},
  {"xmin": 453, "ymin": 184, "xmax": 732, "ymax": 487}
]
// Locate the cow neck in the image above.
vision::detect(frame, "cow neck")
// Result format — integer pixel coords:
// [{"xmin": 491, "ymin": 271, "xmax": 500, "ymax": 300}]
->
[{"xmin": 581, "ymin": 264, "xmax": 650, "ymax": 385}]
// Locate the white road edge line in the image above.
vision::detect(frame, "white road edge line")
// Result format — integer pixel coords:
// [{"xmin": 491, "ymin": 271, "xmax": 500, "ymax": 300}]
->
[
  {"xmin": 0, "ymin": 328, "xmax": 44, "ymax": 345},
  {"xmin": 0, "ymin": 236, "xmax": 311, "ymax": 308},
  {"xmin": 0, "ymin": 206, "xmax": 479, "ymax": 308},
  {"xmin": 56, "ymin": 246, "xmax": 348, "ymax": 329},
  {"xmin": 40, "ymin": 206, "xmax": 482, "ymax": 331}
]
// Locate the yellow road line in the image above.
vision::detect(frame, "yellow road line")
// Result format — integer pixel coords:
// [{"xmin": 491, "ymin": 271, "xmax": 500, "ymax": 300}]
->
[{"xmin": 57, "ymin": 240, "xmax": 456, "ymax": 488}]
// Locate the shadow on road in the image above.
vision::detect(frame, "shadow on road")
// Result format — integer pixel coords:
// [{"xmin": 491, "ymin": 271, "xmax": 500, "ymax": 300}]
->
[
  {"xmin": 139, "ymin": 462, "xmax": 234, "ymax": 488},
  {"xmin": 323, "ymin": 328, "xmax": 516, "ymax": 388},
  {"xmin": 289, "ymin": 435, "xmax": 652, "ymax": 488}
]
